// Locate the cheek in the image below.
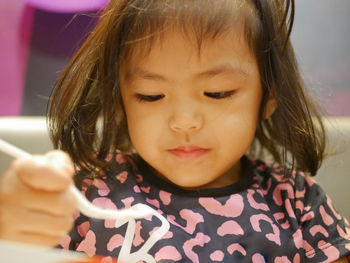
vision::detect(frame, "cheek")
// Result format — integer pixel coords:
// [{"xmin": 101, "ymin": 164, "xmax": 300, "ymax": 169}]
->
[
  {"xmin": 218, "ymin": 116, "xmax": 256, "ymax": 141},
  {"xmin": 215, "ymin": 118, "xmax": 257, "ymax": 161},
  {"xmin": 212, "ymin": 97, "xmax": 261, "ymax": 147},
  {"xmin": 125, "ymin": 106, "xmax": 163, "ymax": 147}
]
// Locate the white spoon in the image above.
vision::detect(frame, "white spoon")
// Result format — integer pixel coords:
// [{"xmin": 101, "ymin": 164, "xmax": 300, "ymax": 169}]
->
[{"xmin": 0, "ymin": 138, "xmax": 153, "ymax": 220}]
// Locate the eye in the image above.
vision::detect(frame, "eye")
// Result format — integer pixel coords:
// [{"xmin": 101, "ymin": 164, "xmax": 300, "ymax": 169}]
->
[
  {"xmin": 204, "ymin": 90, "xmax": 236, "ymax": 99},
  {"xmin": 135, "ymin": 94, "xmax": 165, "ymax": 102}
]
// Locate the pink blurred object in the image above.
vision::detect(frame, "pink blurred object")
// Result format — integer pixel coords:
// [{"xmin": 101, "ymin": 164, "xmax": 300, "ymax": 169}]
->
[
  {"xmin": 0, "ymin": 2, "xmax": 34, "ymax": 116},
  {"xmin": 25, "ymin": 0, "xmax": 109, "ymax": 13}
]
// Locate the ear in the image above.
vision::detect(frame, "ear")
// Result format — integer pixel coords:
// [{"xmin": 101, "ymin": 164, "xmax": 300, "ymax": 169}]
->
[{"xmin": 263, "ymin": 92, "xmax": 277, "ymax": 120}]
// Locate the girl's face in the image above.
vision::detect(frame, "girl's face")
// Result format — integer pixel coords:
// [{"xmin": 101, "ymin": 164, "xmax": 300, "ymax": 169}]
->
[{"xmin": 120, "ymin": 29, "xmax": 271, "ymax": 190}]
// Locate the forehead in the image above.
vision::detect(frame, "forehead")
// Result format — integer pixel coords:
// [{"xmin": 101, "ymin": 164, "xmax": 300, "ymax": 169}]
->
[{"xmin": 120, "ymin": 27, "xmax": 258, "ymax": 83}]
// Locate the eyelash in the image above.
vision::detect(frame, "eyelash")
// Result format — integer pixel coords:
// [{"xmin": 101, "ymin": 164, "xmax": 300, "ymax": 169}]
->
[
  {"xmin": 204, "ymin": 91, "xmax": 236, "ymax": 99},
  {"xmin": 135, "ymin": 94, "xmax": 165, "ymax": 102},
  {"xmin": 134, "ymin": 90, "xmax": 236, "ymax": 102}
]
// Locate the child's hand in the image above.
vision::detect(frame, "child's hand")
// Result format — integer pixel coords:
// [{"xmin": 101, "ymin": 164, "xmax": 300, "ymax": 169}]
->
[{"xmin": 0, "ymin": 150, "xmax": 77, "ymax": 247}]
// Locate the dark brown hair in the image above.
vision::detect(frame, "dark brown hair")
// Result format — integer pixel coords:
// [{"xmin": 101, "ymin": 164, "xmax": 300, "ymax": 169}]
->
[{"xmin": 47, "ymin": 0, "xmax": 326, "ymax": 176}]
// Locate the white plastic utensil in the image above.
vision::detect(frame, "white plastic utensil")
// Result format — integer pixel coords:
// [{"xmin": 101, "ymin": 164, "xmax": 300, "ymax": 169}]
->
[{"xmin": 0, "ymin": 138, "xmax": 153, "ymax": 220}]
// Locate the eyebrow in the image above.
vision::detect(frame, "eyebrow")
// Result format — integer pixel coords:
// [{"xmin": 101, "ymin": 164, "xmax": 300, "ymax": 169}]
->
[
  {"xmin": 196, "ymin": 63, "xmax": 249, "ymax": 79},
  {"xmin": 125, "ymin": 63, "xmax": 249, "ymax": 82}
]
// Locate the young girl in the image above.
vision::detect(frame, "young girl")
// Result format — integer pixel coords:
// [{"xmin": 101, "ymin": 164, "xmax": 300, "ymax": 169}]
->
[{"xmin": 1, "ymin": 0, "xmax": 349, "ymax": 262}]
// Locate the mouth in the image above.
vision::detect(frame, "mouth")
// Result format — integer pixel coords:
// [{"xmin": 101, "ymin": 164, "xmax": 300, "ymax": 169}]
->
[{"xmin": 167, "ymin": 145, "xmax": 210, "ymax": 160}]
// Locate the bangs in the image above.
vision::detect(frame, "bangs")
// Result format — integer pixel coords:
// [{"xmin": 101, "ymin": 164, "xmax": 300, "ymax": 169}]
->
[{"xmin": 114, "ymin": 0, "xmax": 260, "ymax": 61}]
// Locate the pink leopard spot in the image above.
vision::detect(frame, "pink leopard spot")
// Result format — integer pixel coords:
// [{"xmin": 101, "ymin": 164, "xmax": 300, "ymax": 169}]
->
[
  {"xmin": 155, "ymin": 246, "xmax": 182, "ymax": 261},
  {"xmin": 149, "ymin": 227, "xmax": 173, "ymax": 239},
  {"xmin": 337, "ymin": 224, "xmax": 348, "ymax": 238},
  {"xmin": 183, "ymin": 233, "xmax": 210, "ymax": 263},
  {"xmin": 146, "ymin": 198, "xmax": 160, "ymax": 209},
  {"xmin": 133, "ymin": 185, "xmax": 141, "ymax": 193},
  {"xmin": 115, "ymin": 153, "xmax": 127, "ymax": 164},
  {"xmin": 198, "ymin": 194, "xmax": 244, "ymax": 218},
  {"xmin": 272, "ymin": 183, "xmax": 294, "ymax": 206},
  {"xmin": 121, "ymin": 197, "xmax": 134, "ymax": 208},
  {"xmin": 141, "ymin": 186, "xmax": 151, "ymax": 193},
  {"xmin": 265, "ymin": 227, "xmax": 281, "ymax": 246},
  {"xmin": 227, "ymin": 243, "xmax": 246, "ymax": 256},
  {"xmin": 167, "ymin": 209, "xmax": 204, "ymax": 234},
  {"xmin": 304, "ymin": 240, "xmax": 315, "ymax": 258},
  {"xmin": 144, "ymin": 214, "xmax": 154, "ymax": 221},
  {"xmin": 210, "ymin": 250, "xmax": 224, "ymax": 261},
  {"xmin": 93, "ymin": 178, "xmax": 110, "ymax": 196},
  {"xmin": 81, "ymin": 186, "xmax": 88, "ymax": 193},
  {"xmin": 77, "ymin": 221, "xmax": 90, "ymax": 237},
  {"xmin": 310, "ymin": 225, "xmax": 329, "ymax": 237},
  {"xmin": 261, "ymin": 178, "xmax": 272, "ymax": 195},
  {"xmin": 107, "ymin": 234, "xmax": 124, "ymax": 252},
  {"xmin": 59, "ymin": 235, "xmax": 71, "ymax": 250},
  {"xmin": 304, "ymin": 205, "xmax": 312, "ymax": 212},
  {"xmin": 281, "ymin": 220, "xmax": 290, "ymax": 229},
  {"xmin": 73, "ymin": 210, "xmax": 80, "ymax": 220},
  {"xmin": 256, "ymin": 165, "xmax": 265, "ymax": 171},
  {"xmin": 104, "ymin": 153, "xmax": 113, "ymax": 162},
  {"xmin": 274, "ymin": 256, "xmax": 291, "ymax": 263},
  {"xmin": 217, "ymin": 220, "xmax": 244, "ymax": 236},
  {"xmin": 92, "ymin": 197, "xmax": 117, "ymax": 210},
  {"xmin": 274, "ymin": 212, "xmax": 290, "ymax": 229},
  {"xmin": 317, "ymin": 240, "xmax": 340, "ymax": 260},
  {"xmin": 105, "ymin": 219, "xmax": 117, "ymax": 228},
  {"xmin": 82, "ymin": 178, "xmax": 93, "ymax": 187},
  {"xmin": 247, "ymin": 189, "xmax": 269, "ymax": 211},
  {"xmin": 295, "ymin": 188, "xmax": 306, "ymax": 198},
  {"xmin": 300, "ymin": 211, "xmax": 315, "ymax": 222},
  {"xmin": 92, "ymin": 198, "xmax": 117, "ymax": 228},
  {"xmin": 319, "ymin": 205, "xmax": 334, "ymax": 226},
  {"xmin": 284, "ymin": 199, "xmax": 296, "ymax": 219},
  {"xmin": 159, "ymin": 190, "xmax": 172, "ymax": 205},
  {"xmin": 327, "ymin": 196, "xmax": 342, "ymax": 220},
  {"xmin": 274, "ymin": 212, "xmax": 285, "ymax": 221},
  {"xmin": 292, "ymin": 230, "xmax": 303, "ymax": 250},
  {"xmin": 133, "ymin": 221, "xmax": 145, "ymax": 247},
  {"xmin": 295, "ymin": 200, "xmax": 304, "ymax": 213},
  {"xmin": 77, "ymin": 230, "xmax": 96, "ymax": 257},
  {"xmin": 250, "ymin": 214, "xmax": 281, "ymax": 246},
  {"xmin": 115, "ymin": 171, "xmax": 128, "ymax": 183},
  {"xmin": 135, "ymin": 173, "xmax": 143, "ymax": 183},
  {"xmin": 252, "ymin": 253, "xmax": 266, "ymax": 263},
  {"xmin": 293, "ymin": 253, "xmax": 301, "ymax": 263}
]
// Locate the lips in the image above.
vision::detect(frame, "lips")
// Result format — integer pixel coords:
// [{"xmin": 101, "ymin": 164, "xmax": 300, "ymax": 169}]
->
[{"xmin": 168, "ymin": 145, "xmax": 210, "ymax": 160}]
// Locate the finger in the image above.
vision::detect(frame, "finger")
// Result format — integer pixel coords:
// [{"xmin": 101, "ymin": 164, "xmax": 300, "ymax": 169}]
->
[
  {"xmin": 1, "ymin": 183, "xmax": 77, "ymax": 217},
  {"xmin": 14, "ymin": 151, "xmax": 74, "ymax": 192},
  {"xmin": 2, "ymin": 229, "xmax": 65, "ymax": 248},
  {"xmin": 1, "ymin": 206, "xmax": 74, "ymax": 238},
  {"xmin": 45, "ymin": 150, "xmax": 75, "ymax": 176}
]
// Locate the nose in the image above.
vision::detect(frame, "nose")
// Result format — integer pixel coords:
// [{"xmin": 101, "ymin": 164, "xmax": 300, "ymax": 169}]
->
[{"xmin": 168, "ymin": 101, "xmax": 203, "ymax": 134}]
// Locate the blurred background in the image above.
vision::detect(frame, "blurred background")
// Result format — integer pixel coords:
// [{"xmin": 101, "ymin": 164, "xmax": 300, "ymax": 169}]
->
[{"xmin": 0, "ymin": 0, "xmax": 349, "ymax": 116}]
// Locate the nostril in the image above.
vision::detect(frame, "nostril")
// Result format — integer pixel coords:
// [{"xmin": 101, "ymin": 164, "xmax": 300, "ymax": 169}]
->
[{"xmin": 168, "ymin": 114, "xmax": 203, "ymax": 133}]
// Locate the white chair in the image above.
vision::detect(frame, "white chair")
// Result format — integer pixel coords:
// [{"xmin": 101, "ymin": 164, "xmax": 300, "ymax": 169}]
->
[{"xmin": 0, "ymin": 117, "xmax": 53, "ymax": 176}]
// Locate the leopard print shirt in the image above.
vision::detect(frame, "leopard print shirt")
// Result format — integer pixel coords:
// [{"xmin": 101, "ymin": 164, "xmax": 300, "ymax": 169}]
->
[{"xmin": 60, "ymin": 153, "xmax": 350, "ymax": 262}]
